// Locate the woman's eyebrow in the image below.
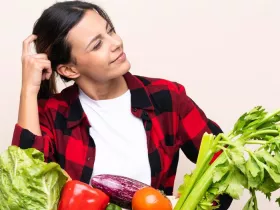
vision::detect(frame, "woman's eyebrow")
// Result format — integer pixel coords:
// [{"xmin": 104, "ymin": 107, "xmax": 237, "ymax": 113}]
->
[{"xmin": 85, "ymin": 22, "xmax": 110, "ymax": 50}]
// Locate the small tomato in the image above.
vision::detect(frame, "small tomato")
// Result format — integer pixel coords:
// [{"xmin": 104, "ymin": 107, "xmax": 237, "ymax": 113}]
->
[{"xmin": 132, "ymin": 187, "xmax": 172, "ymax": 210}]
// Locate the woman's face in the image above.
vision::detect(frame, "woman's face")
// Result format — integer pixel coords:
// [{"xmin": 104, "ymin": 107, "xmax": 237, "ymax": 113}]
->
[{"xmin": 64, "ymin": 10, "xmax": 131, "ymax": 83}]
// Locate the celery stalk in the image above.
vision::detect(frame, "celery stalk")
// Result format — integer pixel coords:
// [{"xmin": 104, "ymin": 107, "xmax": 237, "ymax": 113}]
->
[
  {"xmin": 174, "ymin": 134, "xmax": 216, "ymax": 210},
  {"xmin": 196, "ymin": 133, "xmax": 215, "ymax": 168},
  {"xmin": 175, "ymin": 106, "xmax": 280, "ymax": 210},
  {"xmin": 180, "ymin": 154, "xmax": 227, "ymax": 209}
]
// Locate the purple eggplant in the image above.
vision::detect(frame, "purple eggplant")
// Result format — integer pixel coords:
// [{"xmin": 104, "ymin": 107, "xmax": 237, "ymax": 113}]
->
[{"xmin": 91, "ymin": 174, "xmax": 149, "ymax": 209}]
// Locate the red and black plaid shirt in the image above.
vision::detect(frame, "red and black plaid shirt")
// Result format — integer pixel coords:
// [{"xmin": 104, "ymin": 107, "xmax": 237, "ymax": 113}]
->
[{"xmin": 12, "ymin": 72, "xmax": 231, "ymax": 209}]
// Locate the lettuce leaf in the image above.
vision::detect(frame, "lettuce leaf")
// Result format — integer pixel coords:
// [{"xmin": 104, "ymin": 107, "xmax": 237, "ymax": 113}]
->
[{"xmin": 0, "ymin": 146, "xmax": 68, "ymax": 210}]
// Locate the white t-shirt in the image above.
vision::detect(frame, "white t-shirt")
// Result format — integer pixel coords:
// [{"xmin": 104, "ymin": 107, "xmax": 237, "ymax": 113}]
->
[{"xmin": 79, "ymin": 89, "xmax": 151, "ymax": 185}]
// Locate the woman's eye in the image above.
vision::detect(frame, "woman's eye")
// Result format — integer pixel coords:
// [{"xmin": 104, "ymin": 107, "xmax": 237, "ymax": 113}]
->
[
  {"xmin": 90, "ymin": 27, "xmax": 115, "ymax": 51},
  {"xmin": 92, "ymin": 41, "xmax": 102, "ymax": 50}
]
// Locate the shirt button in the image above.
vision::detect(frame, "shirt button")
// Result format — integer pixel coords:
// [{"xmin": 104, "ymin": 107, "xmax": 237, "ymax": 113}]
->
[
  {"xmin": 133, "ymin": 108, "xmax": 137, "ymax": 112},
  {"xmin": 144, "ymin": 112, "xmax": 148, "ymax": 116},
  {"xmin": 87, "ymin": 157, "xmax": 92, "ymax": 161}
]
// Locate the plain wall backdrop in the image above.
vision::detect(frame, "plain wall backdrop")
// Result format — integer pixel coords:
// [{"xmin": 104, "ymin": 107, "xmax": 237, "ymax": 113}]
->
[{"xmin": 1, "ymin": 0, "xmax": 279, "ymax": 209}]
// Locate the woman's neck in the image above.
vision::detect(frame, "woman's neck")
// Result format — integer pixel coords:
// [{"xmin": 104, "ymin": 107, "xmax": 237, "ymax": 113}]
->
[{"xmin": 76, "ymin": 76, "xmax": 128, "ymax": 100}]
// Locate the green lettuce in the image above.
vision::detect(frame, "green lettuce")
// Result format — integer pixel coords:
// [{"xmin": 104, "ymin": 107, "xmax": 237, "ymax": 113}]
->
[{"xmin": 0, "ymin": 146, "xmax": 68, "ymax": 210}]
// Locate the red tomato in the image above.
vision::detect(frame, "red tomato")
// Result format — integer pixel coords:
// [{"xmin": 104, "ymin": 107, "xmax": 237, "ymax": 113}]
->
[{"xmin": 132, "ymin": 187, "xmax": 173, "ymax": 210}]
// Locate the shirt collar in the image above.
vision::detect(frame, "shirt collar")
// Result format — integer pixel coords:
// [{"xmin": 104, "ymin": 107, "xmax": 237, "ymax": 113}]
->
[
  {"xmin": 123, "ymin": 72, "xmax": 154, "ymax": 111},
  {"xmin": 64, "ymin": 72, "xmax": 154, "ymax": 128}
]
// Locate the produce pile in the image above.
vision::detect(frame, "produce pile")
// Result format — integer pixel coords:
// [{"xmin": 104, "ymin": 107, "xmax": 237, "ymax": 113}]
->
[
  {"xmin": 0, "ymin": 146, "xmax": 172, "ymax": 210},
  {"xmin": 1, "ymin": 105, "xmax": 280, "ymax": 210},
  {"xmin": 175, "ymin": 106, "xmax": 280, "ymax": 210}
]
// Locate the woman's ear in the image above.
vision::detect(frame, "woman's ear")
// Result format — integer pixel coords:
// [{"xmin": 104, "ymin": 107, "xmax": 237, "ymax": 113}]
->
[{"xmin": 57, "ymin": 64, "xmax": 80, "ymax": 79}]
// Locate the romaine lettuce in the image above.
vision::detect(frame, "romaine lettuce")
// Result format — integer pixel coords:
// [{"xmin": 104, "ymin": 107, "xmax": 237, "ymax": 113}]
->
[{"xmin": 0, "ymin": 146, "xmax": 67, "ymax": 210}]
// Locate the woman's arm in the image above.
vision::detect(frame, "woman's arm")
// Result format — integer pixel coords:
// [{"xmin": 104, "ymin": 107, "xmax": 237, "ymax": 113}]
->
[
  {"xmin": 12, "ymin": 34, "xmax": 55, "ymax": 161},
  {"xmin": 17, "ymin": 34, "xmax": 52, "ymax": 134},
  {"xmin": 18, "ymin": 90, "xmax": 42, "ymax": 135}
]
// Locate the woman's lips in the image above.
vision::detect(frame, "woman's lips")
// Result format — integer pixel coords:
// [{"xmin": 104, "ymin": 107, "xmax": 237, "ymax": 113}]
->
[{"xmin": 111, "ymin": 52, "xmax": 126, "ymax": 64}]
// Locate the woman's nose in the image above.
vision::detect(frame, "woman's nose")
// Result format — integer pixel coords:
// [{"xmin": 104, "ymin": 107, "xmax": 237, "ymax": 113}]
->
[{"xmin": 110, "ymin": 36, "xmax": 122, "ymax": 52}]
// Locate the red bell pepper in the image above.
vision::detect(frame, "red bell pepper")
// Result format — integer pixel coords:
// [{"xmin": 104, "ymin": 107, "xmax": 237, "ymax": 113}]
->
[{"xmin": 58, "ymin": 180, "xmax": 110, "ymax": 210}]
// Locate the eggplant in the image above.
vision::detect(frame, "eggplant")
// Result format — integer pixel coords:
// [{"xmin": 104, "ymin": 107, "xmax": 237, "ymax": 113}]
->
[{"xmin": 91, "ymin": 174, "xmax": 149, "ymax": 209}]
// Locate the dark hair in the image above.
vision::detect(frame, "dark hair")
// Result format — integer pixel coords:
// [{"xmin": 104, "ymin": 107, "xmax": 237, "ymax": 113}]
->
[{"xmin": 33, "ymin": 1, "xmax": 114, "ymax": 99}]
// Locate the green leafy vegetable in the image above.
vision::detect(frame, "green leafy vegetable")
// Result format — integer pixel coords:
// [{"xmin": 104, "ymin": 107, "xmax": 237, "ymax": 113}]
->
[
  {"xmin": 106, "ymin": 203, "xmax": 122, "ymax": 210},
  {"xmin": 0, "ymin": 146, "xmax": 68, "ymax": 210},
  {"xmin": 177, "ymin": 173, "xmax": 192, "ymax": 195},
  {"xmin": 174, "ymin": 106, "xmax": 280, "ymax": 210},
  {"xmin": 276, "ymin": 197, "xmax": 280, "ymax": 207},
  {"xmin": 242, "ymin": 190, "xmax": 258, "ymax": 210}
]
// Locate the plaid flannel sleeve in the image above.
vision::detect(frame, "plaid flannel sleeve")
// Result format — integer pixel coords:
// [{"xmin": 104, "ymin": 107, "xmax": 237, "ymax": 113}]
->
[
  {"xmin": 176, "ymin": 83, "xmax": 232, "ymax": 210},
  {"xmin": 11, "ymin": 102, "xmax": 56, "ymax": 162}
]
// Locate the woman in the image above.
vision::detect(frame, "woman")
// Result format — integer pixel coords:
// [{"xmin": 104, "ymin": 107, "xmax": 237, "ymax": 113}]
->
[{"xmin": 12, "ymin": 1, "xmax": 231, "ymax": 209}]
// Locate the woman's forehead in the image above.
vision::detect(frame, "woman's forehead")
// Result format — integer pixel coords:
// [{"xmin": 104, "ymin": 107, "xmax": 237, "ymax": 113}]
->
[{"xmin": 67, "ymin": 10, "xmax": 107, "ymax": 47}]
